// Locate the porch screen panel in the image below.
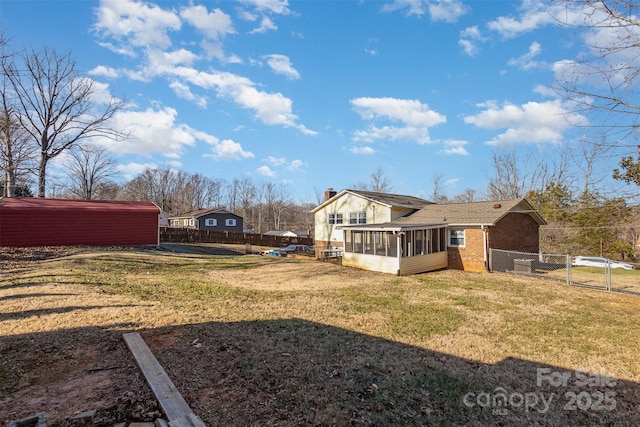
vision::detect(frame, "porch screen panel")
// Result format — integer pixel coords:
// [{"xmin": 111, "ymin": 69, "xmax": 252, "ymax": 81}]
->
[
  {"xmin": 415, "ymin": 230, "xmax": 424, "ymax": 255},
  {"xmin": 373, "ymin": 231, "xmax": 384, "ymax": 256},
  {"xmin": 386, "ymin": 232, "xmax": 397, "ymax": 257},
  {"xmin": 353, "ymin": 231, "xmax": 363, "ymax": 253},
  {"xmin": 440, "ymin": 228, "xmax": 447, "ymax": 251},
  {"xmin": 345, "ymin": 230, "xmax": 352, "ymax": 252},
  {"xmin": 401, "ymin": 234, "xmax": 408, "ymax": 258},
  {"xmin": 364, "ymin": 232, "xmax": 374, "ymax": 255}
]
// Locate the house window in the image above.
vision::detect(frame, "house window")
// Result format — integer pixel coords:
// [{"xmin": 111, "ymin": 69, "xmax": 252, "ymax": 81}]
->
[
  {"xmin": 328, "ymin": 213, "xmax": 343, "ymax": 225},
  {"xmin": 226, "ymin": 218, "xmax": 237, "ymax": 227},
  {"xmin": 349, "ymin": 211, "xmax": 366, "ymax": 224},
  {"xmin": 189, "ymin": 218, "xmax": 194, "ymax": 226},
  {"xmin": 183, "ymin": 219, "xmax": 190, "ymax": 226},
  {"xmin": 450, "ymin": 229, "xmax": 465, "ymax": 247},
  {"xmin": 205, "ymin": 218, "xmax": 217, "ymax": 227}
]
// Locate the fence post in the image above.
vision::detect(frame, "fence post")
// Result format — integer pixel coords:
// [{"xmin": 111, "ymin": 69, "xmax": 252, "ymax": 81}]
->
[{"xmin": 566, "ymin": 254, "xmax": 571, "ymax": 286}]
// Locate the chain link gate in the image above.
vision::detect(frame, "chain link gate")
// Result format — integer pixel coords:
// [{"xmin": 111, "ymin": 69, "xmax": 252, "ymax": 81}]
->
[
  {"xmin": 489, "ymin": 249, "xmax": 621, "ymax": 291},
  {"xmin": 489, "ymin": 249, "xmax": 571, "ymax": 285}
]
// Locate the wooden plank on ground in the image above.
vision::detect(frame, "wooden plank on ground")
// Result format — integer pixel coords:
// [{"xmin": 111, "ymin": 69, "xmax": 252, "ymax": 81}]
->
[{"xmin": 123, "ymin": 332, "xmax": 206, "ymax": 427}]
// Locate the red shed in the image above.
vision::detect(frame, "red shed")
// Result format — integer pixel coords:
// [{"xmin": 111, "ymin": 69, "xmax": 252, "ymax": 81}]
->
[{"xmin": 0, "ymin": 198, "xmax": 160, "ymax": 247}]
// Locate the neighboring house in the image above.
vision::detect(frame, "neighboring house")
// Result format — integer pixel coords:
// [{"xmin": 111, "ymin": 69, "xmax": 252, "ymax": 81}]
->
[
  {"xmin": 264, "ymin": 230, "xmax": 298, "ymax": 238},
  {"xmin": 168, "ymin": 208, "xmax": 243, "ymax": 233},
  {"xmin": 312, "ymin": 189, "xmax": 546, "ymax": 275},
  {"xmin": 0, "ymin": 198, "xmax": 160, "ymax": 247},
  {"xmin": 158, "ymin": 211, "xmax": 170, "ymax": 227},
  {"xmin": 292, "ymin": 230, "xmax": 311, "ymax": 238}
]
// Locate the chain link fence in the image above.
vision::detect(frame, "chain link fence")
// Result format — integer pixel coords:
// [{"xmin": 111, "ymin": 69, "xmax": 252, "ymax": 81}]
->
[{"xmin": 489, "ymin": 249, "xmax": 640, "ymax": 294}]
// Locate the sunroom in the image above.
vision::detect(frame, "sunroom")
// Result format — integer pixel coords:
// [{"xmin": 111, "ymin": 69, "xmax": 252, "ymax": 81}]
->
[{"xmin": 339, "ymin": 223, "xmax": 449, "ymax": 275}]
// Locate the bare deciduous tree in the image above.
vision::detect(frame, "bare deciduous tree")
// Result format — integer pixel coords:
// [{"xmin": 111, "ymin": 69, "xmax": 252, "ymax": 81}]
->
[
  {"xmin": 429, "ymin": 173, "xmax": 448, "ymax": 203},
  {"xmin": 487, "ymin": 150, "xmax": 525, "ymax": 200},
  {"xmin": 1, "ymin": 38, "xmax": 35, "ymax": 197},
  {"xmin": 352, "ymin": 167, "xmax": 394, "ymax": 193},
  {"xmin": 554, "ymin": 1, "xmax": 640, "ymax": 183},
  {"xmin": 2, "ymin": 46, "xmax": 124, "ymax": 197},
  {"xmin": 369, "ymin": 167, "xmax": 393, "ymax": 193},
  {"xmin": 0, "ymin": 86, "xmax": 34, "ymax": 197},
  {"xmin": 451, "ymin": 188, "xmax": 477, "ymax": 203},
  {"xmin": 63, "ymin": 144, "xmax": 116, "ymax": 200}
]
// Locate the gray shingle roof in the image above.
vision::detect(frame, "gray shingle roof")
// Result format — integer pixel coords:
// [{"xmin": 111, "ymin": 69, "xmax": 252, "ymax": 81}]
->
[
  {"xmin": 342, "ymin": 189, "xmax": 433, "ymax": 209},
  {"xmin": 170, "ymin": 208, "xmax": 234, "ymax": 219},
  {"xmin": 393, "ymin": 198, "xmax": 545, "ymax": 226}
]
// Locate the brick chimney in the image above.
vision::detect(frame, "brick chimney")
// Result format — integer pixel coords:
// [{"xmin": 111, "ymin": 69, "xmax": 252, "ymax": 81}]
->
[{"xmin": 324, "ymin": 188, "xmax": 337, "ymax": 201}]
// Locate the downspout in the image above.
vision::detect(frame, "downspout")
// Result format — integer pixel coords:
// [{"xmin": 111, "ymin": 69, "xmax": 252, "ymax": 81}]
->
[{"xmin": 482, "ymin": 225, "xmax": 489, "ymax": 272}]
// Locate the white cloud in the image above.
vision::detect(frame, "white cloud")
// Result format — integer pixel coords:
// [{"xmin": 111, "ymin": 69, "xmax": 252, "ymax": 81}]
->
[
  {"xmin": 365, "ymin": 48, "xmax": 379, "ymax": 56},
  {"xmin": 256, "ymin": 165, "xmax": 276, "ymax": 177},
  {"xmin": 464, "ymin": 100, "xmax": 588, "ymax": 147},
  {"xmin": 263, "ymin": 54, "xmax": 300, "ymax": 79},
  {"xmin": 241, "ymin": 0, "xmax": 291, "ymax": 15},
  {"xmin": 180, "ymin": 5, "xmax": 234, "ymax": 40},
  {"xmin": 438, "ymin": 139, "xmax": 469, "ymax": 155},
  {"xmin": 445, "ymin": 178, "xmax": 459, "ymax": 187},
  {"xmin": 428, "ymin": 0, "xmax": 468, "ymax": 23},
  {"xmin": 89, "ymin": 65, "xmax": 120, "ymax": 78},
  {"xmin": 264, "ymin": 156, "xmax": 286, "ymax": 166},
  {"xmin": 249, "ymin": 16, "xmax": 277, "ymax": 34},
  {"xmin": 145, "ymin": 48, "xmax": 200, "ymax": 77},
  {"xmin": 116, "ymin": 161, "xmax": 159, "ymax": 180},
  {"xmin": 382, "ymin": 0, "xmax": 467, "ymax": 21},
  {"xmin": 350, "ymin": 146, "xmax": 377, "ymax": 155},
  {"xmin": 169, "ymin": 81, "xmax": 207, "ymax": 108},
  {"xmin": 238, "ymin": 9, "xmax": 258, "ymax": 21},
  {"xmin": 96, "ymin": 41, "xmax": 136, "ymax": 57},
  {"xmin": 206, "ymin": 138, "xmax": 254, "ymax": 160},
  {"xmin": 382, "ymin": 0, "xmax": 426, "ymax": 16},
  {"xmin": 84, "ymin": 80, "xmax": 121, "ymax": 106},
  {"xmin": 458, "ymin": 26, "xmax": 486, "ymax": 57},
  {"xmin": 286, "ymin": 159, "xmax": 305, "ymax": 171},
  {"xmin": 458, "ymin": 39, "xmax": 478, "ymax": 57},
  {"xmin": 170, "ymin": 67, "xmax": 315, "ymax": 134},
  {"xmin": 508, "ymin": 42, "xmax": 546, "ymax": 70},
  {"xmin": 93, "ymin": 0, "xmax": 181, "ymax": 50},
  {"xmin": 351, "ymin": 97, "xmax": 446, "ymax": 144},
  {"xmin": 103, "ymin": 107, "xmax": 198, "ymax": 157},
  {"xmin": 488, "ymin": 1, "xmax": 584, "ymax": 39},
  {"xmin": 93, "ymin": 0, "xmax": 315, "ymax": 136}
]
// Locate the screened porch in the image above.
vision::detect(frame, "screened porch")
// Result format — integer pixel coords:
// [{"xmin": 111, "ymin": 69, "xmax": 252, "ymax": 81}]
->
[{"xmin": 340, "ymin": 224, "xmax": 449, "ymax": 275}]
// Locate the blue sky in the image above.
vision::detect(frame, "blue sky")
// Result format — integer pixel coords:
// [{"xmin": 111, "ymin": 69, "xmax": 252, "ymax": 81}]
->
[{"xmin": 1, "ymin": 0, "xmax": 631, "ymax": 203}]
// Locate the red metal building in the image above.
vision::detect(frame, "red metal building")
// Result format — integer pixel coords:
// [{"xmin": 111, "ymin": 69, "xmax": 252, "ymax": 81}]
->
[{"xmin": 0, "ymin": 198, "xmax": 160, "ymax": 247}]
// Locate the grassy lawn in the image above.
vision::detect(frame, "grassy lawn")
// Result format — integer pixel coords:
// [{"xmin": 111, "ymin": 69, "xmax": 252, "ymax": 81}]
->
[{"xmin": 1, "ymin": 247, "xmax": 639, "ymax": 426}]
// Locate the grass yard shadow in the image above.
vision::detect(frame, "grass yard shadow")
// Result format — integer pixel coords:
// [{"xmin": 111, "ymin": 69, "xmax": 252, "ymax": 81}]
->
[
  {"xmin": 1, "ymin": 319, "xmax": 638, "ymax": 426},
  {"xmin": 138, "ymin": 319, "xmax": 639, "ymax": 427}
]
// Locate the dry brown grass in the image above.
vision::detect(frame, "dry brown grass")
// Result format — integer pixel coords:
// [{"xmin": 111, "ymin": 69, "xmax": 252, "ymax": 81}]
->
[{"xmin": 1, "ymin": 245, "xmax": 639, "ymax": 426}]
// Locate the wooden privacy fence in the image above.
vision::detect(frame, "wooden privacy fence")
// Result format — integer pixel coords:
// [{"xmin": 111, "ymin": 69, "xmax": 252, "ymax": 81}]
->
[{"xmin": 160, "ymin": 227, "xmax": 314, "ymax": 247}]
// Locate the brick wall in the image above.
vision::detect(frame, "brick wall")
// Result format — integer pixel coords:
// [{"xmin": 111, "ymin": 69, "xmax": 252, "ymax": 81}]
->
[
  {"xmin": 448, "ymin": 228, "xmax": 486, "ymax": 272},
  {"xmin": 447, "ymin": 213, "xmax": 541, "ymax": 272},
  {"xmin": 489, "ymin": 213, "xmax": 540, "ymax": 253}
]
